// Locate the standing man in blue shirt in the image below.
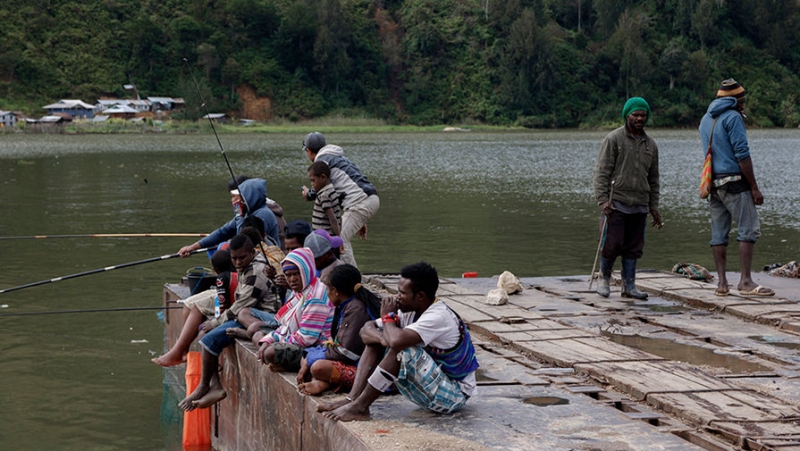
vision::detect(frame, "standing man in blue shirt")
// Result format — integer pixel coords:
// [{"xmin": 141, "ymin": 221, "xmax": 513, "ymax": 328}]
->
[{"xmin": 699, "ymin": 79, "xmax": 774, "ymax": 297}]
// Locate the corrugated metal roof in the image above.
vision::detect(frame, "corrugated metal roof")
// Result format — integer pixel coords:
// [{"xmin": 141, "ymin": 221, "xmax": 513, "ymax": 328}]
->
[
  {"xmin": 104, "ymin": 105, "xmax": 137, "ymax": 113},
  {"xmin": 43, "ymin": 99, "xmax": 94, "ymax": 110}
]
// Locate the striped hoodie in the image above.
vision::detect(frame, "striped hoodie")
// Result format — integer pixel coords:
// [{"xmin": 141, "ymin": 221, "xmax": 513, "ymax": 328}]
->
[{"xmin": 259, "ymin": 247, "xmax": 333, "ymax": 347}]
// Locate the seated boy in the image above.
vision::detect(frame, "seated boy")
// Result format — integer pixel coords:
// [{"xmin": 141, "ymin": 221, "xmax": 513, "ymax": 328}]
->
[
  {"xmin": 307, "ymin": 161, "xmax": 342, "ymax": 237},
  {"xmin": 151, "ymin": 249, "xmax": 237, "ymax": 367},
  {"xmin": 256, "ymin": 248, "xmax": 333, "ymax": 373},
  {"xmin": 319, "ymin": 262, "xmax": 479, "ymax": 421},
  {"xmin": 226, "ymin": 225, "xmax": 285, "ymax": 345},
  {"xmin": 297, "ymin": 264, "xmax": 380, "ymax": 395},
  {"xmin": 179, "ymin": 234, "xmax": 279, "ymax": 411}
]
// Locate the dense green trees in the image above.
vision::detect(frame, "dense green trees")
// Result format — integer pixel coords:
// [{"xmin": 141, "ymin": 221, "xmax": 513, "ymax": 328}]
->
[{"xmin": 0, "ymin": 0, "xmax": 798, "ymax": 127}]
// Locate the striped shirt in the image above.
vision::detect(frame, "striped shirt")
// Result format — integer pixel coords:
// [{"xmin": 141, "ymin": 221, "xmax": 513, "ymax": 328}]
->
[{"xmin": 311, "ymin": 183, "xmax": 341, "ymax": 234}]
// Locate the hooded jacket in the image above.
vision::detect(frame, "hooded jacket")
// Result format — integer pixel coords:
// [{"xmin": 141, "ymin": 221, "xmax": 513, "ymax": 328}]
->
[
  {"xmin": 259, "ymin": 248, "xmax": 333, "ymax": 347},
  {"xmin": 198, "ymin": 178, "xmax": 280, "ymax": 248},
  {"xmin": 699, "ymin": 97, "xmax": 750, "ymax": 177},
  {"xmin": 312, "ymin": 145, "xmax": 378, "ymax": 209}
]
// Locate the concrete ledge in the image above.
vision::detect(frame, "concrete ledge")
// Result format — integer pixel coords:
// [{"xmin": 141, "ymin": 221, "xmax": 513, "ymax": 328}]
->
[
  {"xmin": 163, "ymin": 284, "xmax": 370, "ymax": 451},
  {"xmin": 214, "ymin": 341, "xmax": 370, "ymax": 451}
]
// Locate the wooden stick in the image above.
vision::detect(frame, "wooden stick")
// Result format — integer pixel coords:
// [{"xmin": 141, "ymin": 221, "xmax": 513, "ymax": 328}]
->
[{"xmin": 589, "ymin": 181, "xmax": 615, "ymax": 289}]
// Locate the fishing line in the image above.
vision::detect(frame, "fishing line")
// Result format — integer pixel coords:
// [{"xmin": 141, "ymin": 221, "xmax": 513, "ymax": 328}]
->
[
  {"xmin": 181, "ymin": 57, "xmax": 271, "ymax": 252},
  {"xmin": 0, "ymin": 306, "xmax": 184, "ymax": 317}
]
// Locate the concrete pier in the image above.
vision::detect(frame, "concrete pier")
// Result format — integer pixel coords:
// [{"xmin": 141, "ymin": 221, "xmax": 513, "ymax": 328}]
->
[{"xmin": 161, "ymin": 269, "xmax": 800, "ymax": 451}]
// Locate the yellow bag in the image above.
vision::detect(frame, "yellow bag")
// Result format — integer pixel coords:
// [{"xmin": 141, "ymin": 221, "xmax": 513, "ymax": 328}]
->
[{"xmin": 699, "ymin": 118, "xmax": 718, "ymax": 199}]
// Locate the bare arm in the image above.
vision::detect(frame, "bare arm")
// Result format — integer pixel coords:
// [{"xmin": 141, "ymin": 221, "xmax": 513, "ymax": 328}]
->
[
  {"xmin": 325, "ymin": 207, "xmax": 342, "ymax": 236},
  {"xmin": 738, "ymin": 157, "xmax": 763, "ymax": 205}
]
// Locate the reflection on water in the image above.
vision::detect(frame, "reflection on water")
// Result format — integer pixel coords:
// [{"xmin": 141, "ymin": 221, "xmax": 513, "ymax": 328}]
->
[
  {"xmin": 749, "ymin": 335, "xmax": 800, "ymax": 350},
  {"xmin": 0, "ymin": 130, "xmax": 797, "ymax": 450},
  {"xmin": 607, "ymin": 334, "xmax": 771, "ymax": 374}
]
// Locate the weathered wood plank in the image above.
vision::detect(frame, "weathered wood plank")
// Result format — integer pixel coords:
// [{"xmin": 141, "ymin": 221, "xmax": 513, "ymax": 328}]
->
[
  {"xmin": 475, "ymin": 319, "xmax": 571, "ymax": 333},
  {"xmin": 495, "ymin": 329, "xmax": 597, "ymax": 343},
  {"xmin": 709, "ymin": 421, "xmax": 800, "ymax": 446},
  {"xmin": 503, "ymin": 329, "xmax": 598, "ymax": 342},
  {"xmin": 440, "ymin": 298, "xmax": 495, "ymax": 322},
  {"xmin": 515, "ymin": 337, "xmax": 663, "ymax": 368},
  {"xmin": 575, "ymin": 361, "xmax": 738, "ymax": 401},
  {"xmin": 647, "ymin": 391, "xmax": 800, "ymax": 428}
]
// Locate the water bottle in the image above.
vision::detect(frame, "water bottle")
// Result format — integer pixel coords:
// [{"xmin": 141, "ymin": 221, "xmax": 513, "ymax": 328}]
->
[{"xmin": 214, "ymin": 295, "xmax": 221, "ymax": 318}]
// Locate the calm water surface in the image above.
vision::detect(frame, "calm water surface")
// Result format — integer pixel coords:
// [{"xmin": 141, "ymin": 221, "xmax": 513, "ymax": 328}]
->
[{"xmin": 0, "ymin": 130, "xmax": 798, "ymax": 450}]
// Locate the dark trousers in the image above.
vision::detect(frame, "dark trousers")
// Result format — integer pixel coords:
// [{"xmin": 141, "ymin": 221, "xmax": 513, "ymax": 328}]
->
[{"xmin": 601, "ymin": 211, "xmax": 647, "ymax": 260}]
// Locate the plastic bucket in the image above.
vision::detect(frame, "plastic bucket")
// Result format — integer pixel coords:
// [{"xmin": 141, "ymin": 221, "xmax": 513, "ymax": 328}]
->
[{"xmin": 186, "ymin": 267, "xmax": 215, "ymax": 294}]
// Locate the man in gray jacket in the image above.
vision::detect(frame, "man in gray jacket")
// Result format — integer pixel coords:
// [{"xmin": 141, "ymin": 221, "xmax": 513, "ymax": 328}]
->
[
  {"xmin": 302, "ymin": 132, "xmax": 380, "ymax": 268},
  {"xmin": 593, "ymin": 97, "xmax": 662, "ymax": 299}
]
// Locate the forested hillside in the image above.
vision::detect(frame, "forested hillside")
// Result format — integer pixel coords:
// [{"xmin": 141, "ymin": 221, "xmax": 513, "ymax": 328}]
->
[{"xmin": 1, "ymin": 0, "xmax": 799, "ymax": 127}]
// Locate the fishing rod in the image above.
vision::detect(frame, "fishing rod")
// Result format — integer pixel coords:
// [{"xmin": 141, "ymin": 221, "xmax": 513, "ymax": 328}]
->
[
  {"xmin": 0, "ymin": 233, "xmax": 209, "ymax": 240},
  {"xmin": 181, "ymin": 57, "xmax": 270, "ymax": 252},
  {"xmin": 0, "ymin": 306, "xmax": 184, "ymax": 317},
  {"xmin": 0, "ymin": 247, "xmax": 213, "ymax": 295},
  {"xmin": 183, "ymin": 57, "xmax": 241, "ymax": 197}
]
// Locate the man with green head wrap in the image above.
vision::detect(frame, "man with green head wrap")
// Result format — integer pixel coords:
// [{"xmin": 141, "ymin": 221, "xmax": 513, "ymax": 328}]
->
[{"xmin": 592, "ymin": 97, "xmax": 663, "ymax": 299}]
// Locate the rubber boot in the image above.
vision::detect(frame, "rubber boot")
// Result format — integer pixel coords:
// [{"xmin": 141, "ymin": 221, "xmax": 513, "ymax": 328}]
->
[
  {"xmin": 596, "ymin": 256, "xmax": 614, "ymax": 298},
  {"xmin": 621, "ymin": 259, "xmax": 648, "ymax": 299}
]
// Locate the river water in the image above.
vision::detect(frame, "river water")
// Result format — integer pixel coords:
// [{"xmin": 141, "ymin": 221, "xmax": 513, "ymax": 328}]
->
[{"xmin": 0, "ymin": 130, "xmax": 797, "ymax": 450}]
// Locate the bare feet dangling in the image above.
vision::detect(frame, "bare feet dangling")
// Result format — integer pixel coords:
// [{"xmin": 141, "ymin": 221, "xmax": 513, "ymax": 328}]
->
[{"xmin": 151, "ymin": 352, "xmax": 187, "ymax": 367}]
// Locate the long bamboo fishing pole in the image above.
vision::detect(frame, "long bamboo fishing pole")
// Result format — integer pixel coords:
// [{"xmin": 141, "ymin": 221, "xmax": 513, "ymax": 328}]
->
[
  {"xmin": 0, "ymin": 247, "xmax": 213, "ymax": 295},
  {"xmin": 0, "ymin": 233, "xmax": 209, "ymax": 240}
]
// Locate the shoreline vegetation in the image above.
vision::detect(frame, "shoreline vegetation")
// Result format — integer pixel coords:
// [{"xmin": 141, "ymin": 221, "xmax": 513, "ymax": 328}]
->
[{"xmin": 2, "ymin": 2, "xmax": 799, "ymax": 130}]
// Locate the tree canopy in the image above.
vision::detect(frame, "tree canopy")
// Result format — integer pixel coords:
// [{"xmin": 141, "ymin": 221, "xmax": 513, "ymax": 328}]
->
[{"xmin": 1, "ymin": 0, "xmax": 798, "ymax": 127}]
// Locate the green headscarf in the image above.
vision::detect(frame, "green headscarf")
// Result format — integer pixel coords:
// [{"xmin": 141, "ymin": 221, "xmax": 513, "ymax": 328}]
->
[{"xmin": 622, "ymin": 97, "xmax": 651, "ymax": 124}]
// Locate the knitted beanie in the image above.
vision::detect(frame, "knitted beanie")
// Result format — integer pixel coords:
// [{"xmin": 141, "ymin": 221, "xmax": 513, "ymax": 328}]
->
[
  {"xmin": 716, "ymin": 78, "xmax": 746, "ymax": 100},
  {"xmin": 622, "ymin": 97, "xmax": 651, "ymax": 124}
]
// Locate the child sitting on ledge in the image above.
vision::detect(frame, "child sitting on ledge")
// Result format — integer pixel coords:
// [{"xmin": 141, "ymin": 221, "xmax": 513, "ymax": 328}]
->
[
  {"xmin": 256, "ymin": 248, "xmax": 333, "ymax": 373},
  {"xmin": 151, "ymin": 249, "xmax": 237, "ymax": 367},
  {"xmin": 296, "ymin": 264, "xmax": 380, "ymax": 395}
]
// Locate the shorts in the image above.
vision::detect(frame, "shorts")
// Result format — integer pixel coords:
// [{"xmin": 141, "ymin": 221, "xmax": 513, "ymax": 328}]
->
[
  {"xmin": 182, "ymin": 289, "xmax": 216, "ymax": 317},
  {"xmin": 199, "ymin": 319, "xmax": 241, "ymax": 356},
  {"xmin": 249, "ymin": 308, "xmax": 279, "ymax": 330},
  {"xmin": 709, "ymin": 188, "xmax": 760, "ymax": 246},
  {"xmin": 328, "ymin": 361, "xmax": 357, "ymax": 392},
  {"xmin": 394, "ymin": 346, "xmax": 468, "ymax": 414},
  {"xmin": 272, "ymin": 342, "xmax": 304, "ymax": 372}
]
